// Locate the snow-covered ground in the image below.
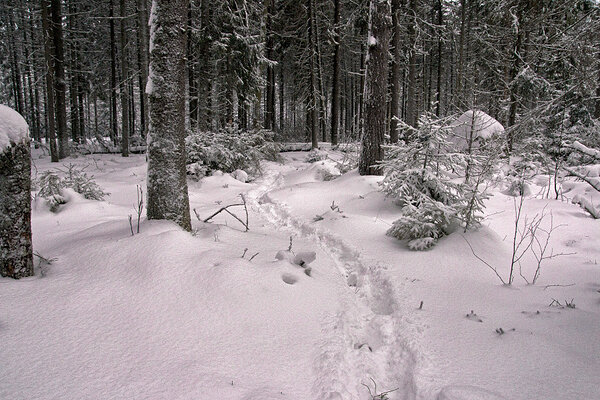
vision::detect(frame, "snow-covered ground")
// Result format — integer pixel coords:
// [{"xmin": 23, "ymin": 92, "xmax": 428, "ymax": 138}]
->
[{"xmin": 1, "ymin": 149, "xmax": 599, "ymax": 400}]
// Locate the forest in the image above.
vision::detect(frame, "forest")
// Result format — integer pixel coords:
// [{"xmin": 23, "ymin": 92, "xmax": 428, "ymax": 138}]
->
[
  {"xmin": 1, "ymin": 0, "xmax": 598, "ymax": 158},
  {"xmin": 1, "ymin": 0, "xmax": 600, "ymax": 399}
]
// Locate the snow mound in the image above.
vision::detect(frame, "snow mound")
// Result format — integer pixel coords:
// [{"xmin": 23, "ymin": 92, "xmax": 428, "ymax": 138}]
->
[
  {"xmin": 0, "ymin": 104, "xmax": 29, "ymax": 150},
  {"xmin": 450, "ymin": 110, "xmax": 504, "ymax": 147}
]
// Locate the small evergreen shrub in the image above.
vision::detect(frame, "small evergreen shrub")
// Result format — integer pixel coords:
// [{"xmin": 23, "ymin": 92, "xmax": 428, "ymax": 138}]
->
[
  {"xmin": 185, "ymin": 125, "xmax": 281, "ymax": 178},
  {"xmin": 304, "ymin": 149, "xmax": 328, "ymax": 163},
  {"xmin": 36, "ymin": 165, "xmax": 108, "ymax": 211},
  {"xmin": 380, "ymin": 113, "xmax": 493, "ymax": 250}
]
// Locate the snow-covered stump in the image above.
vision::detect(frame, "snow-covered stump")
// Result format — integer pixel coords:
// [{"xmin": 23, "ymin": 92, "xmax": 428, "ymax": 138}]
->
[{"xmin": 0, "ymin": 105, "xmax": 33, "ymax": 279}]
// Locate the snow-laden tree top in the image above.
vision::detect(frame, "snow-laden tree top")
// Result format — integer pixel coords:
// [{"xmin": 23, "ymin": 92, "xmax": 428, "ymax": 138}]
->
[
  {"xmin": 451, "ymin": 109, "xmax": 504, "ymax": 142},
  {"xmin": 0, "ymin": 104, "xmax": 29, "ymax": 151}
]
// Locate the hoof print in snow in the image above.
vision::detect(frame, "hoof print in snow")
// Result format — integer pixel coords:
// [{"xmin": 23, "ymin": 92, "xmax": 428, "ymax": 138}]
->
[
  {"xmin": 281, "ymin": 273, "xmax": 298, "ymax": 285},
  {"xmin": 275, "ymin": 250, "xmax": 294, "ymax": 263},
  {"xmin": 347, "ymin": 273, "xmax": 358, "ymax": 287},
  {"xmin": 293, "ymin": 251, "xmax": 316, "ymax": 266},
  {"xmin": 466, "ymin": 310, "xmax": 483, "ymax": 322}
]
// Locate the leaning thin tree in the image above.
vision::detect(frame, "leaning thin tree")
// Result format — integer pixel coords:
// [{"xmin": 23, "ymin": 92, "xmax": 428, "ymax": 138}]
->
[{"xmin": 146, "ymin": 0, "xmax": 192, "ymax": 231}]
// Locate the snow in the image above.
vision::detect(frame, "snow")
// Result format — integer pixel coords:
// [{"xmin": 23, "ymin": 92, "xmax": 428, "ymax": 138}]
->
[
  {"xmin": 0, "ymin": 104, "xmax": 29, "ymax": 151},
  {"xmin": 368, "ymin": 35, "xmax": 377, "ymax": 46},
  {"xmin": 1, "ymin": 148, "xmax": 599, "ymax": 399},
  {"xmin": 450, "ymin": 110, "xmax": 504, "ymax": 147}
]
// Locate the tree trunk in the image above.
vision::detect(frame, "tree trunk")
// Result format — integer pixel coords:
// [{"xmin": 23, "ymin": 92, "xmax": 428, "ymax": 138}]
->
[
  {"xmin": 359, "ymin": 0, "xmax": 392, "ymax": 175},
  {"xmin": 308, "ymin": 0, "xmax": 319, "ymax": 148},
  {"xmin": 265, "ymin": 0, "xmax": 276, "ymax": 131},
  {"xmin": 41, "ymin": 0, "xmax": 59, "ymax": 162},
  {"xmin": 507, "ymin": 3, "xmax": 524, "ymax": 153},
  {"xmin": 0, "ymin": 106, "xmax": 33, "ymax": 279},
  {"xmin": 120, "ymin": 0, "xmax": 130, "ymax": 157},
  {"xmin": 435, "ymin": 0, "xmax": 443, "ymax": 117},
  {"xmin": 138, "ymin": 0, "xmax": 150, "ymax": 138},
  {"xmin": 67, "ymin": 0, "xmax": 80, "ymax": 144},
  {"xmin": 51, "ymin": 0, "xmax": 69, "ymax": 158},
  {"xmin": 147, "ymin": 0, "xmax": 192, "ymax": 232},
  {"xmin": 279, "ymin": 61, "xmax": 285, "ymax": 132},
  {"xmin": 596, "ymin": 49, "xmax": 600, "ymax": 119},
  {"xmin": 405, "ymin": 0, "xmax": 418, "ymax": 128},
  {"xmin": 109, "ymin": 0, "xmax": 119, "ymax": 145},
  {"xmin": 330, "ymin": 0, "xmax": 341, "ymax": 146},
  {"xmin": 389, "ymin": 0, "xmax": 402, "ymax": 142}
]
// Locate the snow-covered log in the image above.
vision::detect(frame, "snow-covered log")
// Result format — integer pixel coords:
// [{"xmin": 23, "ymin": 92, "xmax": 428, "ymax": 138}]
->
[
  {"xmin": 0, "ymin": 105, "xmax": 33, "ymax": 278},
  {"xmin": 566, "ymin": 141, "xmax": 600, "ymax": 161}
]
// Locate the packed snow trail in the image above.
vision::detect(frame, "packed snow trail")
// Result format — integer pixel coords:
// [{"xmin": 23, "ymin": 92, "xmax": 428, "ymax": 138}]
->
[{"xmin": 247, "ymin": 165, "xmax": 419, "ymax": 400}]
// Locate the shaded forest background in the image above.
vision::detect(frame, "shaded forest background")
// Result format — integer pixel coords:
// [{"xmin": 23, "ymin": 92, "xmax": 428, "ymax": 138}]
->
[{"xmin": 1, "ymin": 0, "xmax": 599, "ymax": 161}]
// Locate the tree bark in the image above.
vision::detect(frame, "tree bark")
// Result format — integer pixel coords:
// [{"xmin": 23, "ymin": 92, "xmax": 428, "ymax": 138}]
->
[
  {"xmin": 405, "ymin": 0, "xmax": 418, "ymax": 128},
  {"xmin": 359, "ymin": 0, "xmax": 392, "ymax": 175},
  {"xmin": 389, "ymin": 0, "xmax": 402, "ymax": 142},
  {"xmin": 120, "ymin": 0, "xmax": 130, "ymax": 157},
  {"xmin": 147, "ymin": 0, "xmax": 192, "ymax": 232},
  {"xmin": 330, "ymin": 0, "xmax": 341, "ymax": 146},
  {"xmin": 308, "ymin": 0, "xmax": 319, "ymax": 148},
  {"xmin": 51, "ymin": 0, "xmax": 69, "ymax": 158},
  {"xmin": 138, "ymin": 0, "xmax": 150, "ymax": 138},
  {"xmin": 0, "ymin": 107, "xmax": 33, "ymax": 279},
  {"xmin": 109, "ymin": 0, "xmax": 119, "ymax": 145},
  {"xmin": 41, "ymin": 0, "xmax": 59, "ymax": 162},
  {"xmin": 265, "ymin": 0, "xmax": 276, "ymax": 131}
]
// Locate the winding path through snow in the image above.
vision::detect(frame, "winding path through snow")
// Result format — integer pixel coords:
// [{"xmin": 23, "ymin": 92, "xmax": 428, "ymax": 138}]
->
[{"xmin": 247, "ymin": 165, "xmax": 419, "ymax": 399}]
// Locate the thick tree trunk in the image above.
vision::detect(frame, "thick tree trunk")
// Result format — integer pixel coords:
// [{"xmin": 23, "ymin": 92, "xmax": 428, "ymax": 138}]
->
[
  {"xmin": 120, "ymin": 0, "xmax": 130, "ymax": 157},
  {"xmin": 41, "ymin": 0, "xmax": 59, "ymax": 162},
  {"xmin": 0, "ymin": 107, "xmax": 33, "ymax": 279},
  {"xmin": 51, "ymin": 0, "xmax": 69, "ymax": 158},
  {"xmin": 330, "ymin": 0, "xmax": 341, "ymax": 146},
  {"xmin": 359, "ymin": 0, "xmax": 392, "ymax": 175},
  {"xmin": 147, "ymin": 0, "xmax": 192, "ymax": 232}
]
